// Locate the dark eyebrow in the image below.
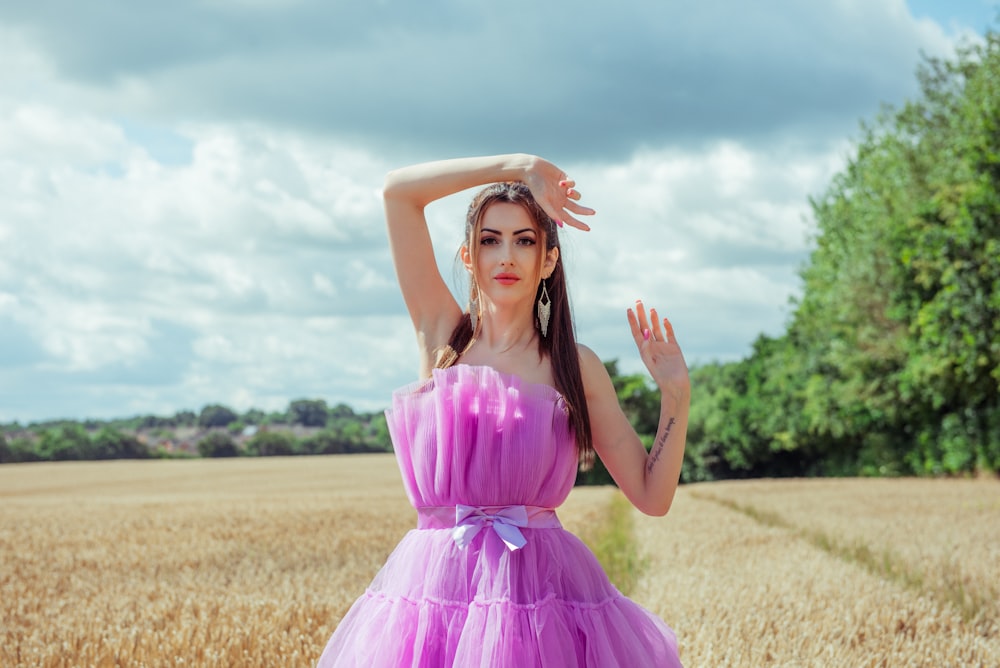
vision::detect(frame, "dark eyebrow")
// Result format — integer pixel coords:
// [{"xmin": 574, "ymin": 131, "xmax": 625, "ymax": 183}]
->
[{"xmin": 480, "ymin": 227, "xmax": 537, "ymax": 236}]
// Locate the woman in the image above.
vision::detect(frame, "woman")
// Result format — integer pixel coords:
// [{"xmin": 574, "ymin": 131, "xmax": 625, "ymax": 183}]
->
[{"xmin": 317, "ymin": 154, "xmax": 689, "ymax": 666}]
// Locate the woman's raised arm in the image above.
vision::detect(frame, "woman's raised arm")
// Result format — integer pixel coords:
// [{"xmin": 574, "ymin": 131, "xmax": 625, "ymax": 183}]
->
[
  {"xmin": 382, "ymin": 154, "xmax": 593, "ymax": 373},
  {"xmin": 581, "ymin": 301, "xmax": 691, "ymax": 516}
]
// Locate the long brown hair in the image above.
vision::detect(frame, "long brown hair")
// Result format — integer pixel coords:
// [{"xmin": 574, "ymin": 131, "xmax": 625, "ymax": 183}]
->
[{"xmin": 434, "ymin": 182, "xmax": 594, "ymax": 462}]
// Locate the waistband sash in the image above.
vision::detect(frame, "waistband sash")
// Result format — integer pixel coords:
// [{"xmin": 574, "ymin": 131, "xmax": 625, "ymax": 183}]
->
[{"xmin": 416, "ymin": 504, "xmax": 562, "ymax": 551}]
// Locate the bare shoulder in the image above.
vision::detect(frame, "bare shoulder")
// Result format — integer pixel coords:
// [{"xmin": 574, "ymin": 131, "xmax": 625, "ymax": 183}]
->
[
  {"xmin": 576, "ymin": 344, "xmax": 615, "ymax": 395},
  {"xmin": 576, "ymin": 343, "xmax": 602, "ymax": 370}
]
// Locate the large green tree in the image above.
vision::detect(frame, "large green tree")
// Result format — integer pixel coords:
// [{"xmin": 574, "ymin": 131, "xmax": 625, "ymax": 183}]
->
[
  {"xmin": 792, "ymin": 34, "xmax": 1000, "ymax": 474},
  {"xmin": 685, "ymin": 31, "xmax": 1000, "ymax": 478},
  {"xmin": 91, "ymin": 427, "xmax": 150, "ymax": 460},
  {"xmin": 288, "ymin": 399, "xmax": 329, "ymax": 427},
  {"xmin": 198, "ymin": 404, "xmax": 239, "ymax": 428},
  {"xmin": 36, "ymin": 425, "xmax": 93, "ymax": 461}
]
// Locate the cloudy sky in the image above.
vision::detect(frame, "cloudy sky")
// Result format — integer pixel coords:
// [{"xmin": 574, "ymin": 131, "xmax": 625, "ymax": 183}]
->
[{"xmin": 1, "ymin": 1, "xmax": 997, "ymax": 424}]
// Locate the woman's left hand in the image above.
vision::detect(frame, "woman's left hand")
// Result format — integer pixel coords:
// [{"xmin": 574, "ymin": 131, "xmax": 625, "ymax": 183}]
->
[
  {"xmin": 521, "ymin": 156, "xmax": 595, "ymax": 231},
  {"xmin": 627, "ymin": 300, "xmax": 690, "ymax": 403}
]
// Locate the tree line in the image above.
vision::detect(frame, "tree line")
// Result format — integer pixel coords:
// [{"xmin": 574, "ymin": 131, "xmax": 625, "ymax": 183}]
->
[
  {"xmin": 0, "ymin": 399, "xmax": 391, "ymax": 463},
  {"xmin": 0, "ymin": 375, "xmax": 654, "ymax": 488}
]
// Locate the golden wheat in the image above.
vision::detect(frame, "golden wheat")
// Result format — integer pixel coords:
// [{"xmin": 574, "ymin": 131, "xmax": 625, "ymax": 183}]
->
[
  {"xmin": 693, "ymin": 478, "xmax": 1000, "ymax": 636},
  {"xmin": 3, "ymin": 459, "xmax": 998, "ymax": 667},
  {"xmin": 632, "ymin": 481, "xmax": 1000, "ymax": 667},
  {"xmin": 1, "ymin": 456, "xmax": 412, "ymax": 668},
  {"xmin": 0, "ymin": 457, "xmax": 613, "ymax": 668}
]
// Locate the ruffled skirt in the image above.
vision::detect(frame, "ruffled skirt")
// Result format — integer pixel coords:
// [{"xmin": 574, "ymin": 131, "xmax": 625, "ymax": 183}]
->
[{"xmin": 316, "ymin": 525, "xmax": 682, "ymax": 667}]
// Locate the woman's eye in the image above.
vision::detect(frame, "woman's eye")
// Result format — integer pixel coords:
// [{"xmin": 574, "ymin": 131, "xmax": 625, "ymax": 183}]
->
[
  {"xmin": 480, "ymin": 237, "xmax": 498, "ymax": 245},
  {"xmin": 517, "ymin": 237, "xmax": 536, "ymax": 246}
]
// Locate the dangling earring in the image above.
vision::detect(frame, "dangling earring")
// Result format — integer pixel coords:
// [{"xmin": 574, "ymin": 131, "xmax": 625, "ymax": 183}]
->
[{"xmin": 537, "ymin": 279, "xmax": 551, "ymax": 338}]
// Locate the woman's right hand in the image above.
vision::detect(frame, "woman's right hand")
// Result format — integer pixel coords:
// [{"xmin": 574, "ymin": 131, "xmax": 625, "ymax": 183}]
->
[{"xmin": 522, "ymin": 156, "xmax": 596, "ymax": 231}]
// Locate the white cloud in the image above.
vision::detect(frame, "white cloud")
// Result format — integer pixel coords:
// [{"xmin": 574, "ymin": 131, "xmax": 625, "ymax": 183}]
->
[
  {"xmin": 0, "ymin": 106, "xmax": 130, "ymax": 167},
  {"xmin": 312, "ymin": 273, "xmax": 338, "ymax": 297},
  {"xmin": 554, "ymin": 138, "xmax": 848, "ymax": 370},
  {"xmin": 0, "ymin": 113, "xmax": 399, "ymax": 419},
  {"xmin": 16, "ymin": 299, "xmax": 153, "ymax": 372}
]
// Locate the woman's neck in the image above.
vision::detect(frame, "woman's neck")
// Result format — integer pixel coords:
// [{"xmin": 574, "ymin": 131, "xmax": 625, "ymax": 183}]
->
[{"xmin": 476, "ymin": 305, "xmax": 538, "ymax": 356}]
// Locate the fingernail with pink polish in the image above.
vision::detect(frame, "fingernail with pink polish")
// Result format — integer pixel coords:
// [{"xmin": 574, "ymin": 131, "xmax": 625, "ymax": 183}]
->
[{"xmin": 555, "ymin": 219, "xmax": 563, "ymax": 228}]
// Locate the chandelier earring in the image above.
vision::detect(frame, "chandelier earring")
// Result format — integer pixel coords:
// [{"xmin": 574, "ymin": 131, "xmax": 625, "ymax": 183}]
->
[{"xmin": 536, "ymin": 279, "xmax": 551, "ymax": 338}]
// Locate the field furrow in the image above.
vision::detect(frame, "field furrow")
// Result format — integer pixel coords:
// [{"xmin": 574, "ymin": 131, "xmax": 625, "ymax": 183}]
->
[
  {"xmin": 632, "ymin": 482, "xmax": 1000, "ymax": 667},
  {"xmin": 694, "ymin": 478, "xmax": 1000, "ymax": 637}
]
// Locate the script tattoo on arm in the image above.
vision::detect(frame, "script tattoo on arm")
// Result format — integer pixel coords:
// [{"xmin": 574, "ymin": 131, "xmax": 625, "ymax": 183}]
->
[{"xmin": 646, "ymin": 417, "xmax": 676, "ymax": 474}]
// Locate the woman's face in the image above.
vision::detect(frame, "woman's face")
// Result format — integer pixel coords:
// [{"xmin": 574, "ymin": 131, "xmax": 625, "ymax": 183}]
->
[{"xmin": 463, "ymin": 202, "xmax": 558, "ymax": 310}]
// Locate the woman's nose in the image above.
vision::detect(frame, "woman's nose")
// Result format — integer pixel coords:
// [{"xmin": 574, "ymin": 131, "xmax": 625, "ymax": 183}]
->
[{"xmin": 499, "ymin": 243, "xmax": 514, "ymax": 263}]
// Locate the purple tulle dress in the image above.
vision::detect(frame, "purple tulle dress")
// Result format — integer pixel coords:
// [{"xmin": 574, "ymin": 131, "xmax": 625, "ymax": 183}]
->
[{"xmin": 317, "ymin": 364, "xmax": 683, "ymax": 667}]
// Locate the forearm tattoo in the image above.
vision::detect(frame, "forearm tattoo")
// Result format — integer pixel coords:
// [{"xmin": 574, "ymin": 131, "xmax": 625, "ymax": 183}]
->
[{"xmin": 646, "ymin": 417, "xmax": 676, "ymax": 473}]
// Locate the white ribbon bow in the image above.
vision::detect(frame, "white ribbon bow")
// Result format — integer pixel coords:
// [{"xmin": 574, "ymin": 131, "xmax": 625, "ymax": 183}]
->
[{"xmin": 451, "ymin": 504, "xmax": 529, "ymax": 551}]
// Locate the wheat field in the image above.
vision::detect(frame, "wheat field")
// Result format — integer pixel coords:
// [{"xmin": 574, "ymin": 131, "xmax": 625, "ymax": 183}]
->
[{"xmin": 2, "ymin": 457, "xmax": 998, "ymax": 667}]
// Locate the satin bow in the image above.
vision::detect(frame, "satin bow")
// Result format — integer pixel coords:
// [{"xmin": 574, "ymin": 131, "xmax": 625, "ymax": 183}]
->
[{"xmin": 451, "ymin": 504, "xmax": 529, "ymax": 551}]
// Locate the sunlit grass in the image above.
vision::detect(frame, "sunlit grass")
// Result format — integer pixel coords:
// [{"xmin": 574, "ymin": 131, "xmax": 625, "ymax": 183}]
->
[{"xmin": 578, "ymin": 491, "xmax": 646, "ymax": 595}]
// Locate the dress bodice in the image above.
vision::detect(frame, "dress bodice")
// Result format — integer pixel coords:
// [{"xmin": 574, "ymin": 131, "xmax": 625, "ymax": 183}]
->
[{"xmin": 386, "ymin": 364, "xmax": 578, "ymax": 509}]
